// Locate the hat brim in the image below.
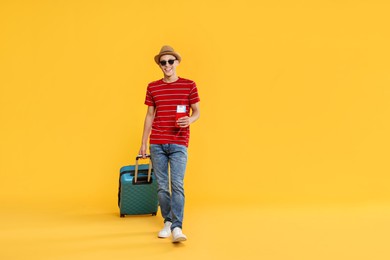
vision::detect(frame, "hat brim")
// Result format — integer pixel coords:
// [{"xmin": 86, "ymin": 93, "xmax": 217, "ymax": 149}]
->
[{"xmin": 154, "ymin": 52, "xmax": 182, "ymax": 65}]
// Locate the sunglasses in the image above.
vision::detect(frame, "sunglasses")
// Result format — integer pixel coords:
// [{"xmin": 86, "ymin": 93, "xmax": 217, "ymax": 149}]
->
[{"xmin": 159, "ymin": 59, "xmax": 176, "ymax": 66}]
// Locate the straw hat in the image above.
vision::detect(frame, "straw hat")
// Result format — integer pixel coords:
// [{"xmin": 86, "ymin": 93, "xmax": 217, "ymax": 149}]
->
[{"xmin": 154, "ymin": 45, "xmax": 182, "ymax": 65}]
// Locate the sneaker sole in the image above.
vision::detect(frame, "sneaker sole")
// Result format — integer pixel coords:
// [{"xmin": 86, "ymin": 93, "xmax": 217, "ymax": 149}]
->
[
  {"xmin": 158, "ymin": 233, "xmax": 171, "ymax": 238},
  {"xmin": 172, "ymin": 236, "xmax": 187, "ymax": 243}
]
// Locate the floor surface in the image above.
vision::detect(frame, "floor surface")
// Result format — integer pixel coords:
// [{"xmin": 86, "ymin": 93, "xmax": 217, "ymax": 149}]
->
[{"xmin": 1, "ymin": 203, "xmax": 389, "ymax": 260}]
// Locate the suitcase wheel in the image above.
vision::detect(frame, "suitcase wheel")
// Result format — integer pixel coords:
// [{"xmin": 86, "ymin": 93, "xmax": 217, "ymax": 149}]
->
[
  {"xmin": 120, "ymin": 214, "xmax": 125, "ymax": 218},
  {"xmin": 152, "ymin": 212, "xmax": 157, "ymax": 216}
]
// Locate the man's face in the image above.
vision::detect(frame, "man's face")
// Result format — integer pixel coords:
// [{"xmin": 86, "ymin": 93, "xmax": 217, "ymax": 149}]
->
[{"xmin": 159, "ymin": 54, "xmax": 178, "ymax": 77}]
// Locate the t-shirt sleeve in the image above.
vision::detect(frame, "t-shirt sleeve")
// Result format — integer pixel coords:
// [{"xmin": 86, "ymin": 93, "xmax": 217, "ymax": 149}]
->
[
  {"xmin": 189, "ymin": 82, "xmax": 200, "ymax": 104},
  {"xmin": 144, "ymin": 85, "xmax": 154, "ymax": 106}
]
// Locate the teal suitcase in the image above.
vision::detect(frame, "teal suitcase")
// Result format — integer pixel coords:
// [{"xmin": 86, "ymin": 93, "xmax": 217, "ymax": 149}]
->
[{"xmin": 118, "ymin": 155, "xmax": 158, "ymax": 217}]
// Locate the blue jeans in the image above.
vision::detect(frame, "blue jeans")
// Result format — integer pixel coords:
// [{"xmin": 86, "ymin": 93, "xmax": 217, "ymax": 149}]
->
[{"xmin": 150, "ymin": 144, "xmax": 188, "ymax": 230}]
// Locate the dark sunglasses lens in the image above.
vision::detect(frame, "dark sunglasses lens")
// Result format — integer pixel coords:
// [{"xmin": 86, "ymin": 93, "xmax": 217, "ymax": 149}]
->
[{"xmin": 160, "ymin": 59, "xmax": 176, "ymax": 66}]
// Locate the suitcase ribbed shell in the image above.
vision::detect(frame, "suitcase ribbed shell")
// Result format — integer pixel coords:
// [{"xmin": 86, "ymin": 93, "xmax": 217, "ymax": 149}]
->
[{"xmin": 119, "ymin": 164, "xmax": 158, "ymax": 216}]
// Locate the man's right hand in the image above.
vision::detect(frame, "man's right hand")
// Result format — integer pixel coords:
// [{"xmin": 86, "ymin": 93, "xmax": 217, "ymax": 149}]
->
[{"xmin": 139, "ymin": 144, "xmax": 147, "ymax": 159}]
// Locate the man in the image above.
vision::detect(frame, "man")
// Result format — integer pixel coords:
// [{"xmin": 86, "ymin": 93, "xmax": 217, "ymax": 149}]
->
[{"xmin": 139, "ymin": 45, "xmax": 200, "ymax": 243}]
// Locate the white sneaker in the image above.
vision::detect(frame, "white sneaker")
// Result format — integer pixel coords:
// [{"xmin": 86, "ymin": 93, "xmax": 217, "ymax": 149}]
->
[
  {"xmin": 158, "ymin": 221, "xmax": 172, "ymax": 238},
  {"xmin": 172, "ymin": 227, "xmax": 187, "ymax": 243}
]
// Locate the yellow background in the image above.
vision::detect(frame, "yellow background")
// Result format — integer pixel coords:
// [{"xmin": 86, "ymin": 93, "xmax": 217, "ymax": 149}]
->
[{"xmin": 1, "ymin": 0, "xmax": 390, "ymax": 259}]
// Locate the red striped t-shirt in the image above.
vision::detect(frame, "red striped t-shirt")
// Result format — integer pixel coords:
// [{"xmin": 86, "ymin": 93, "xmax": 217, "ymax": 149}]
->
[{"xmin": 144, "ymin": 77, "xmax": 200, "ymax": 147}]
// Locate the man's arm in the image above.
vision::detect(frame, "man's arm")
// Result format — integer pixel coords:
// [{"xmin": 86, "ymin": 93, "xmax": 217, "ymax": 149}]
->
[{"xmin": 139, "ymin": 106, "xmax": 155, "ymax": 157}]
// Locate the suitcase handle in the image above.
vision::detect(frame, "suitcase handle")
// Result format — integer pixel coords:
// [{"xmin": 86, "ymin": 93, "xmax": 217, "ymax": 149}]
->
[{"xmin": 135, "ymin": 155, "xmax": 152, "ymax": 183}]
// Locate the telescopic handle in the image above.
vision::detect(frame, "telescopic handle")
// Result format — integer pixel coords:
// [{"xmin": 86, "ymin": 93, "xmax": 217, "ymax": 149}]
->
[{"xmin": 134, "ymin": 155, "xmax": 152, "ymax": 183}]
